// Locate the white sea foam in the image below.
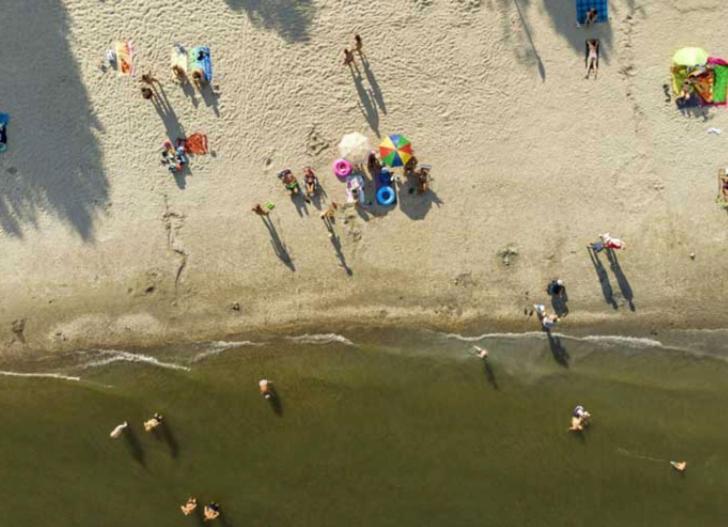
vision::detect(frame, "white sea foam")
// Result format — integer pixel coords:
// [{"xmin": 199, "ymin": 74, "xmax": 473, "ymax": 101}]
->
[
  {"xmin": 79, "ymin": 350, "xmax": 191, "ymax": 371},
  {"xmin": 191, "ymin": 340, "xmax": 262, "ymax": 363},
  {"xmin": 285, "ymin": 333, "xmax": 355, "ymax": 346},
  {"xmin": 579, "ymin": 335, "xmax": 664, "ymax": 348},
  {"xmin": 0, "ymin": 370, "xmax": 81, "ymax": 382},
  {"xmin": 443, "ymin": 331, "xmax": 548, "ymax": 342}
]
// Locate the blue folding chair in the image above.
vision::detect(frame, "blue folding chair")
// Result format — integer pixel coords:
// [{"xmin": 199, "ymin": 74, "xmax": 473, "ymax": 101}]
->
[{"xmin": 576, "ymin": 0, "xmax": 608, "ymax": 24}]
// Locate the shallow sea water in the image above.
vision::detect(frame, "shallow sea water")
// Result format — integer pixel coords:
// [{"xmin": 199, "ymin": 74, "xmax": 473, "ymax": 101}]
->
[{"xmin": 1, "ymin": 328, "xmax": 727, "ymax": 526}]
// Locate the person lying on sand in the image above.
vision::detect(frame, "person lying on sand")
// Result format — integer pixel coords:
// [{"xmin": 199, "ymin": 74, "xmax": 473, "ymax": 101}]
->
[
  {"xmin": 143, "ymin": 413, "xmax": 163, "ymax": 432},
  {"xmin": 585, "ymin": 39, "xmax": 599, "ymax": 80},
  {"xmin": 204, "ymin": 502, "xmax": 221, "ymax": 521},
  {"xmin": 180, "ymin": 497, "xmax": 197, "ymax": 516}
]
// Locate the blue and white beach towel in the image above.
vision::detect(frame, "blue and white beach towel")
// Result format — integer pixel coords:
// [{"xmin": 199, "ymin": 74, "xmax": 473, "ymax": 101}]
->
[{"xmin": 576, "ymin": 0, "xmax": 608, "ymax": 24}]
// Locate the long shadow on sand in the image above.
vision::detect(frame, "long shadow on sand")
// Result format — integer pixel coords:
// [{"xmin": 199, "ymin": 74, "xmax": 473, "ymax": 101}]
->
[
  {"xmin": 0, "ymin": 1, "xmax": 108, "ymax": 240},
  {"xmin": 398, "ymin": 183, "xmax": 444, "ymax": 221},
  {"xmin": 350, "ymin": 68, "xmax": 381, "ymax": 137},
  {"xmin": 329, "ymin": 232, "xmax": 353, "ymax": 276},
  {"xmin": 261, "ymin": 216, "xmax": 295, "ymax": 271},
  {"xmin": 606, "ymin": 249, "xmax": 635, "ymax": 311},
  {"xmin": 587, "ymin": 247, "xmax": 618, "ymax": 309},
  {"xmin": 223, "ymin": 0, "xmax": 316, "ymax": 43}
]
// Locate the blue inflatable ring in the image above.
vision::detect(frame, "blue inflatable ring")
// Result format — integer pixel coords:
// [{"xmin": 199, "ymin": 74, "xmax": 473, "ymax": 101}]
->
[{"xmin": 376, "ymin": 186, "xmax": 396, "ymax": 207}]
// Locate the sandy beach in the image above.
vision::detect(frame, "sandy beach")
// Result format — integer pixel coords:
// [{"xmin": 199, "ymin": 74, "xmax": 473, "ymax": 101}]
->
[{"xmin": 2, "ymin": 0, "xmax": 728, "ymax": 354}]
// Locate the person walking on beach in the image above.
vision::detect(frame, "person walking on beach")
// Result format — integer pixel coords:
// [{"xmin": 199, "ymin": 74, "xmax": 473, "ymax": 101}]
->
[
  {"xmin": 590, "ymin": 232, "xmax": 624, "ymax": 253},
  {"xmin": 343, "ymin": 48, "xmax": 358, "ymax": 72},
  {"xmin": 109, "ymin": 421, "xmax": 128, "ymax": 439},
  {"xmin": 354, "ymin": 34, "xmax": 364, "ymax": 56},
  {"xmin": 585, "ymin": 39, "xmax": 599, "ymax": 80},
  {"xmin": 143, "ymin": 412, "xmax": 163, "ymax": 432},
  {"xmin": 252, "ymin": 203, "xmax": 271, "ymax": 216},
  {"xmin": 180, "ymin": 497, "xmax": 197, "ymax": 515},
  {"xmin": 141, "ymin": 86, "xmax": 155, "ymax": 101},
  {"xmin": 547, "ymin": 279, "xmax": 565, "ymax": 298}
]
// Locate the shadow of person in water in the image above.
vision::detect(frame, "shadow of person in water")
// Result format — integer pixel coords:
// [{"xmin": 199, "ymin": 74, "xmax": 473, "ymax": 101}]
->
[
  {"xmin": 266, "ymin": 386, "xmax": 284, "ymax": 416},
  {"xmin": 483, "ymin": 360, "xmax": 499, "ymax": 390},
  {"xmin": 546, "ymin": 331, "xmax": 569, "ymax": 368},
  {"xmin": 260, "ymin": 216, "xmax": 295, "ymax": 271},
  {"xmin": 587, "ymin": 247, "xmax": 617, "ymax": 309},
  {"xmin": 329, "ymin": 232, "xmax": 353, "ymax": 276},
  {"xmin": 153, "ymin": 419, "xmax": 180, "ymax": 459},
  {"xmin": 123, "ymin": 426, "xmax": 145, "ymax": 466},
  {"xmin": 606, "ymin": 249, "xmax": 635, "ymax": 311}
]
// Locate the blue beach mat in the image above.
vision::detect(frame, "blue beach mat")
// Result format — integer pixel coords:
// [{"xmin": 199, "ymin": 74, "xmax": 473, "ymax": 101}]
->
[
  {"xmin": 576, "ymin": 0, "xmax": 608, "ymax": 24},
  {"xmin": 189, "ymin": 46, "xmax": 213, "ymax": 83},
  {"xmin": 0, "ymin": 113, "xmax": 9, "ymax": 153}
]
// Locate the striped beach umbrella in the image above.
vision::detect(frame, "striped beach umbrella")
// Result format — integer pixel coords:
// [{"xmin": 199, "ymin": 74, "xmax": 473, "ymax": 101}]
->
[{"xmin": 379, "ymin": 134, "xmax": 413, "ymax": 167}]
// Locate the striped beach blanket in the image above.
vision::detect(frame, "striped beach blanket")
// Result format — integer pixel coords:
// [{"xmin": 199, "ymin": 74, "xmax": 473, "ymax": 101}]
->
[
  {"xmin": 576, "ymin": 0, "xmax": 608, "ymax": 24},
  {"xmin": 115, "ymin": 40, "xmax": 135, "ymax": 77}
]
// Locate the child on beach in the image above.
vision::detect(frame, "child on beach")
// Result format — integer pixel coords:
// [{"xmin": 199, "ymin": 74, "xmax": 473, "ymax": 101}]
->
[
  {"xmin": 354, "ymin": 34, "xmax": 364, "ymax": 56},
  {"xmin": 343, "ymin": 48, "xmax": 356, "ymax": 69}
]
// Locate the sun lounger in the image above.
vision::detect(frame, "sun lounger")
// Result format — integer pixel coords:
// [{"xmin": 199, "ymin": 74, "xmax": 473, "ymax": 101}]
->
[
  {"xmin": 576, "ymin": 0, "xmax": 608, "ymax": 24},
  {"xmin": 717, "ymin": 168, "xmax": 728, "ymax": 208}
]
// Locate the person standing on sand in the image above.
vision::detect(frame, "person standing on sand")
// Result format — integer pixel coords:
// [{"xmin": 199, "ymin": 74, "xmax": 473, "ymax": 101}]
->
[
  {"xmin": 141, "ymin": 86, "xmax": 155, "ymax": 101},
  {"xmin": 343, "ymin": 48, "xmax": 357, "ymax": 71},
  {"xmin": 354, "ymin": 34, "xmax": 364, "ymax": 56},
  {"xmin": 547, "ymin": 279, "xmax": 565, "ymax": 298},
  {"xmin": 534, "ymin": 304, "xmax": 558, "ymax": 331}
]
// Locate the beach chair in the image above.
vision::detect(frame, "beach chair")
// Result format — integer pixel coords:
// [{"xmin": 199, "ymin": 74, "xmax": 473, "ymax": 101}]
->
[
  {"xmin": 717, "ymin": 168, "xmax": 728, "ymax": 208},
  {"xmin": 576, "ymin": 0, "xmax": 608, "ymax": 24}
]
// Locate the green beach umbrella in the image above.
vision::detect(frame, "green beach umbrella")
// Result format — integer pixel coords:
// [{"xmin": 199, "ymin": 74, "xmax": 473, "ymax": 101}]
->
[{"xmin": 673, "ymin": 47, "xmax": 709, "ymax": 67}]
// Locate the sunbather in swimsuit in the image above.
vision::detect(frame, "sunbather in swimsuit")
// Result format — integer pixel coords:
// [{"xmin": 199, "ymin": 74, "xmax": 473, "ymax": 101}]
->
[{"xmin": 585, "ymin": 39, "xmax": 599, "ymax": 80}]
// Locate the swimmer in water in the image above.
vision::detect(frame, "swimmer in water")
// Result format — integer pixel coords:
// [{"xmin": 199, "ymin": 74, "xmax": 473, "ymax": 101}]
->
[
  {"xmin": 204, "ymin": 502, "xmax": 221, "ymax": 521},
  {"xmin": 569, "ymin": 405, "xmax": 591, "ymax": 432},
  {"xmin": 109, "ymin": 421, "xmax": 128, "ymax": 439},
  {"xmin": 180, "ymin": 497, "xmax": 197, "ymax": 515},
  {"xmin": 259, "ymin": 379, "xmax": 273, "ymax": 400},
  {"xmin": 473, "ymin": 345, "xmax": 489, "ymax": 359},
  {"xmin": 670, "ymin": 460, "xmax": 687, "ymax": 472},
  {"xmin": 143, "ymin": 412, "xmax": 163, "ymax": 432}
]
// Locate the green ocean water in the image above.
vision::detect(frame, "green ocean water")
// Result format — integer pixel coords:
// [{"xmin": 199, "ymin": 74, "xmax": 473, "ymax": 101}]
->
[{"xmin": 1, "ymin": 329, "xmax": 726, "ymax": 526}]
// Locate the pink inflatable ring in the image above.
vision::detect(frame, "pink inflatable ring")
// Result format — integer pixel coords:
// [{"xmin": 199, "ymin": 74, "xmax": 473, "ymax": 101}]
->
[{"xmin": 333, "ymin": 158, "xmax": 352, "ymax": 180}]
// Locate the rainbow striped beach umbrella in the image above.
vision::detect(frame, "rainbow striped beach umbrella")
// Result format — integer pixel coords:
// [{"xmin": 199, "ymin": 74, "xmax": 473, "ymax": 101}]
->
[{"xmin": 379, "ymin": 134, "xmax": 413, "ymax": 167}]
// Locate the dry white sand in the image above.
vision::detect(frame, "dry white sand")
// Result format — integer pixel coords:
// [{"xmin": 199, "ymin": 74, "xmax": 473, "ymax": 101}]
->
[{"xmin": 1, "ymin": 0, "xmax": 728, "ymax": 353}]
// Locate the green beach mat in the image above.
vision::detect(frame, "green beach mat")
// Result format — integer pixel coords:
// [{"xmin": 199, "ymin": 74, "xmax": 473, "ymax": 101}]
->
[{"xmin": 713, "ymin": 65, "xmax": 728, "ymax": 104}]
